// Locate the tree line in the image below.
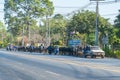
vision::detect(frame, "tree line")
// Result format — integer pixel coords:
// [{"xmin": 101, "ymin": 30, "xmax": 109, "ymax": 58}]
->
[{"xmin": 0, "ymin": 0, "xmax": 120, "ymax": 58}]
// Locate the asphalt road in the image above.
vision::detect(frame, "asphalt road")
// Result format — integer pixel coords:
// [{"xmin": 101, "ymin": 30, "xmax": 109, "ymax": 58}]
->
[{"xmin": 0, "ymin": 50, "xmax": 120, "ymax": 80}]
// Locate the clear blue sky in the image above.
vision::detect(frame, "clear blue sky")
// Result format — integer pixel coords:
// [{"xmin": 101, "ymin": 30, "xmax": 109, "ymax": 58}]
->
[{"xmin": 0, "ymin": 0, "xmax": 120, "ymax": 24}]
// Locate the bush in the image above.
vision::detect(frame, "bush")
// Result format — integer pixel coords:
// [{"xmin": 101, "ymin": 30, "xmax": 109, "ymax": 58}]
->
[
  {"xmin": 114, "ymin": 50, "xmax": 120, "ymax": 59},
  {"xmin": 103, "ymin": 45, "xmax": 116, "ymax": 58}
]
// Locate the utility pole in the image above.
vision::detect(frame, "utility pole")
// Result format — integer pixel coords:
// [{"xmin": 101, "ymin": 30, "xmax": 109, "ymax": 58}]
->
[
  {"xmin": 90, "ymin": 0, "xmax": 104, "ymax": 46},
  {"xmin": 22, "ymin": 26, "xmax": 24, "ymax": 46},
  {"xmin": 28, "ymin": 22, "xmax": 30, "ymax": 44},
  {"xmin": 1, "ymin": 25, "xmax": 4, "ymax": 43},
  {"xmin": 45, "ymin": 15, "xmax": 49, "ymax": 46},
  {"xmin": 95, "ymin": 0, "xmax": 99, "ymax": 46},
  {"xmin": 2, "ymin": 32, "xmax": 3, "ymax": 42},
  {"xmin": 45, "ymin": 15, "xmax": 51, "ymax": 46},
  {"xmin": 48, "ymin": 18, "xmax": 50, "ymax": 45},
  {"xmin": 25, "ymin": 0, "xmax": 30, "ymax": 44}
]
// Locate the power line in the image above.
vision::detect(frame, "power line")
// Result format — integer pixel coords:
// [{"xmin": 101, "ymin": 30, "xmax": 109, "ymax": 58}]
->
[
  {"xmin": 54, "ymin": 0, "xmax": 120, "ymax": 9},
  {"xmin": 55, "ymin": 2, "xmax": 92, "ymax": 9},
  {"xmin": 91, "ymin": 0, "xmax": 120, "ymax": 5},
  {"xmin": 54, "ymin": 1, "xmax": 119, "ymax": 17},
  {"xmin": 55, "ymin": 6, "xmax": 82, "ymax": 8},
  {"xmin": 53, "ymin": 0, "xmax": 119, "ymax": 17},
  {"xmin": 64, "ymin": 2, "xmax": 92, "ymax": 16},
  {"xmin": 101, "ymin": 13, "xmax": 119, "ymax": 16}
]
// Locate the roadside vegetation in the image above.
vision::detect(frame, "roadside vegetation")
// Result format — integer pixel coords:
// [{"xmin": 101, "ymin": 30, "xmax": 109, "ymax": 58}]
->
[{"xmin": 0, "ymin": 0, "xmax": 120, "ymax": 58}]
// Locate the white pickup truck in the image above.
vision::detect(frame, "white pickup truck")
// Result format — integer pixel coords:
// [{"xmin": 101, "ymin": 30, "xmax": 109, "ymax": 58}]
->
[{"xmin": 84, "ymin": 46, "xmax": 105, "ymax": 58}]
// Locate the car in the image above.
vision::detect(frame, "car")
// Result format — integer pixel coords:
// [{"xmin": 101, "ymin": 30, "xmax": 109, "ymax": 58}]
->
[{"xmin": 83, "ymin": 46, "xmax": 105, "ymax": 58}]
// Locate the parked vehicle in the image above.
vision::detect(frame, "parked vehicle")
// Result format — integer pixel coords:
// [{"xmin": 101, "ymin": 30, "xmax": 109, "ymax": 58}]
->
[{"xmin": 83, "ymin": 46, "xmax": 105, "ymax": 58}]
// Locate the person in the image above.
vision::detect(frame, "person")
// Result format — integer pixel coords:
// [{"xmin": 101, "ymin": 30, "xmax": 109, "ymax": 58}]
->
[
  {"xmin": 29, "ymin": 44, "xmax": 34, "ymax": 53},
  {"xmin": 54, "ymin": 46, "xmax": 59, "ymax": 55},
  {"xmin": 13, "ymin": 45, "xmax": 17, "ymax": 51},
  {"xmin": 86, "ymin": 45, "xmax": 90, "ymax": 51},
  {"xmin": 39, "ymin": 44, "xmax": 44, "ymax": 53},
  {"xmin": 6, "ymin": 45, "xmax": 10, "ymax": 51},
  {"xmin": 47, "ymin": 44, "xmax": 53, "ymax": 55},
  {"xmin": 82, "ymin": 45, "xmax": 91, "ymax": 57},
  {"xmin": 10, "ymin": 44, "xmax": 14, "ymax": 51}
]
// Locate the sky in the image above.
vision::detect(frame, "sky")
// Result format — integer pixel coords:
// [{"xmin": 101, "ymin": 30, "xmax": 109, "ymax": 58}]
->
[
  {"xmin": 51, "ymin": 0, "xmax": 120, "ymax": 24},
  {"xmin": 0, "ymin": 0, "xmax": 120, "ymax": 24},
  {"xmin": 0, "ymin": 0, "xmax": 4, "ymax": 22}
]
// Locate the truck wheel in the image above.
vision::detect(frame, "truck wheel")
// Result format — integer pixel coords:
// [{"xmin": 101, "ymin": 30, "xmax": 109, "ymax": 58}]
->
[
  {"xmin": 85, "ymin": 55, "xmax": 87, "ymax": 58},
  {"xmin": 101, "ymin": 55, "xmax": 104, "ymax": 58},
  {"xmin": 91, "ymin": 55, "xmax": 96, "ymax": 58},
  {"xmin": 91, "ymin": 55, "xmax": 94, "ymax": 58}
]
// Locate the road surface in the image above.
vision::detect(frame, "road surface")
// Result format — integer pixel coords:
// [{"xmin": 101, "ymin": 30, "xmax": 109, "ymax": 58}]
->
[{"xmin": 0, "ymin": 50, "xmax": 120, "ymax": 80}]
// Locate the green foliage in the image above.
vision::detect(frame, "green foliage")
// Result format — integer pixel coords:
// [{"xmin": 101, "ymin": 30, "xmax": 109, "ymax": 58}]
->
[
  {"xmin": 50, "ymin": 14, "xmax": 67, "ymax": 34},
  {"xmin": 4, "ymin": 0, "xmax": 54, "ymax": 37},
  {"xmin": 103, "ymin": 45, "xmax": 120, "ymax": 59},
  {"xmin": 114, "ymin": 10, "xmax": 120, "ymax": 39},
  {"xmin": 68, "ymin": 10, "xmax": 101, "ymax": 34},
  {"xmin": 114, "ymin": 50, "xmax": 120, "ymax": 59},
  {"xmin": 39, "ymin": 14, "xmax": 68, "ymax": 45},
  {"xmin": 0, "ymin": 21, "xmax": 7, "ymax": 47},
  {"xmin": 67, "ymin": 10, "xmax": 111, "ymax": 45},
  {"xmin": 103, "ymin": 45, "xmax": 115, "ymax": 57},
  {"xmin": 2, "ymin": 1, "xmax": 120, "ymax": 59},
  {"xmin": 114, "ymin": 10, "xmax": 120, "ymax": 28},
  {"xmin": 52, "ymin": 40, "xmax": 63, "ymax": 46}
]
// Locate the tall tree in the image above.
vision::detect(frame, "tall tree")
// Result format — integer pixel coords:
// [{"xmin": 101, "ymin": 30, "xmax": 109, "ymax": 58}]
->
[
  {"xmin": 67, "ymin": 10, "xmax": 111, "ymax": 45},
  {"xmin": 4, "ymin": 0, "xmax": 54, "ymax": 36},
  {"xmin": 114, "ymin": 10, "xmax": 120, "ymax": 38},
  {"xmin": 0, "ymin": 21, "xmax": 7, "ymax": 47},
  {"xmin": 0, "ymin": 21, "xmax": 6, "ymax": 42}
]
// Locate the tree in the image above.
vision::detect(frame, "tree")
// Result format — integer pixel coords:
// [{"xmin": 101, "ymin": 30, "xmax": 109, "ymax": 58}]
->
[
  {"xmin": 51, "ymin": 14, "xmax": 67, "ymax": 34},
  {"xmin": 0, "ymin": 21, "xmax": 7, "ymax": 47},
  {"xmin": 67, "ymin": 10, "xmax": 111, "ymax": 45},
  {"xmin": 39, "ymin": 14, "xmax": 68, "ymax": 45},
  {"xmin": 4, "ymin": 0, "xmax": 54, "ymax": 46},
  {"xmin": 0, "ymin": 21, "xmax": 6, "ymax": 41},
  {"xmin": 4, "ymin": 0, "xmax": 54, "ymax": 36},
  {"xmin": 114, "ymin": 10, "xmax": 120, "ymax": 27},
  {"xmin": 114, "ymin": 10, "xmax": 120, "ymax": 38}
]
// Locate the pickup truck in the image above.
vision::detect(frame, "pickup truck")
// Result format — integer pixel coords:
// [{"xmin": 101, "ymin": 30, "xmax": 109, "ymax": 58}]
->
[{"xmin": 83, "ymin": 46, "xmax": 105, "ymax": 58}]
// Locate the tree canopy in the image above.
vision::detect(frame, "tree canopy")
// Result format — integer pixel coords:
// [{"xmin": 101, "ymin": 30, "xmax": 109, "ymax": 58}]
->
[
  {"xmin": 4, "ymin": 0, "xmax": 54, "ymax": 36},
  {"xmin": 67, "ymin": 10, "xmax": 111, "ymax": 45}
]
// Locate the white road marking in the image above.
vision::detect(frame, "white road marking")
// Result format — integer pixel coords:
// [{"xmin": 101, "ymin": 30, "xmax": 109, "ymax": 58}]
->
[{"xmin": 45, "ymin": 71, "xmax": 61, "ymax": 76}]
